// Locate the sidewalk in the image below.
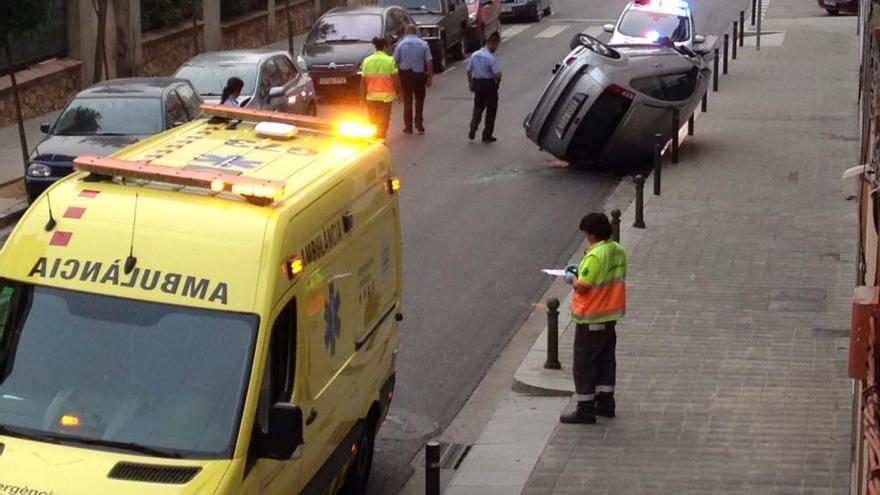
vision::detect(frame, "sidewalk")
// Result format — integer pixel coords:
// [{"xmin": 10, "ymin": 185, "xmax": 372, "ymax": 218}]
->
[{"xmin": 445, "ymin": 2, "xmax": 858, "ymax": 494}]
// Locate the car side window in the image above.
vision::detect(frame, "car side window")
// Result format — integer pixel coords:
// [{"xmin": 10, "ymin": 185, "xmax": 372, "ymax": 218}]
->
[
  {"xmin": 174, "ymin": 85, "xmax": 202, "ymax": 120},
  {"xmin": 164, "ymin": 92, "xmax": 189, "ymax": 128},
  {"xmin": 276, "ymin": 56, "xmax": 298, "ymax": 83},
  {"xmin": 630, "ymin": 69, "xmax": 698, "ymax": 101},
  {"xmin": 259, "ymin": 59, "xmax": 284, "ymax": 99},
  {"xmin": 255, "ymin": 298, "xmax": 297, "ymax": 435},
  {"xmin": 385, "ymin": 10, "xmax": 404, "ymax": 40}
]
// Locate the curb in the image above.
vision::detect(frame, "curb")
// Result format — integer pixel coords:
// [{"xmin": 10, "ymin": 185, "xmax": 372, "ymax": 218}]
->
[{"xmin": 0, "ymin": 200, "xmax": 27, "ymax": 230}]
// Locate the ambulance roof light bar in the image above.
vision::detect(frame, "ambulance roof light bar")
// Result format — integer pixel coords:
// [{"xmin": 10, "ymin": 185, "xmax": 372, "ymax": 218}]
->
[
  {"xmin": 201, "ymin": 103, "xmax": 343, "ymax": 134},
  {"xmin": 74, "ymin": 155, "xmax": 285, "ymax": 206}
]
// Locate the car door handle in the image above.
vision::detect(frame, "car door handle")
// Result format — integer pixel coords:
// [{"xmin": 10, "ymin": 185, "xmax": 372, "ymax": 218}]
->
[{"xmin": 305, "ymin": 408, "xmax": 318, "ymax": 425}]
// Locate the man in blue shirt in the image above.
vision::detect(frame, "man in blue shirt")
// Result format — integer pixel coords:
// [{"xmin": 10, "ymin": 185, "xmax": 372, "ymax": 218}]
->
[
  {"xmin": 393, "ymin": 24, "xmax": 433, "ymax": 135},
  {"xmin": 466, "ymin": 32, "xmax": 502, "ymax": 143}
]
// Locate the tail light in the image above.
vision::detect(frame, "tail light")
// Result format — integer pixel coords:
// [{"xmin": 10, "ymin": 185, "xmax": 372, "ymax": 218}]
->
[{"xmin": 606, "ymin": 84, "xmax": 635, "ymax": 100}]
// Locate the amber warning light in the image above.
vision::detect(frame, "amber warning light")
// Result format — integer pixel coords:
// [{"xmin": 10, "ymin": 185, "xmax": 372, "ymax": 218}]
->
[{"xmin": 60, "ymin": 413, "xmax": 82, "ymax": 428}]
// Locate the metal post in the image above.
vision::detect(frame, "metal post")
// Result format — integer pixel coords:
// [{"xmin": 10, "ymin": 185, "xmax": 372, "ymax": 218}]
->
[
  {"xmin": 723, "ymin": 34, "xmax": 729, "ymax": 74},
  {"xmin": 751, "ymin": 0, "xmax": 756, "ymax": 25},
  {"xmin": 739, "ymin": 11, "xmax": 745, "ymax": 46},
  {"xmin": 756, "ymin": 0, "xmax": 762, "ymax": 51},
  {"xmin": 687, "ymin": 113, "xmax": 694, "ymax": 136},
  {"xmin": 671, "ymin": 109, "xmax": 680, "ymax": 165},
  {"xmin": 732, "ymin": 23, "xmax": 738, "ymax": 60},
  {"xmin": 713, "ymin": 49, "xmax": 719, "ymax": 91},
  {"xmin": 426, "ymin": 441, "xmax": 440, "ymax": 495},
  {"xmin": 653, "ymin": 133, "xmax": 662, "ymax": 196},
  {"xmin": 701, "ymin": 90, "xmax": 707, "ymax": 112},
  {"xmin": 611, "ymin": 209, "xmax": 621, "ymax": 242},
  {"xmin": 544, "ymin": 298, "xmax": 561, "ymax": 370},
  {"xmin": 633, "ymin": 175, "xmax": 646, "ymax": 229}
]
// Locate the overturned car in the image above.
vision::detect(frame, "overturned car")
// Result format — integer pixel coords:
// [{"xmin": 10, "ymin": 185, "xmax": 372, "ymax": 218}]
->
[{"xmin": 524, "ymin": 34, "xmax": 710, "ymax": 167}]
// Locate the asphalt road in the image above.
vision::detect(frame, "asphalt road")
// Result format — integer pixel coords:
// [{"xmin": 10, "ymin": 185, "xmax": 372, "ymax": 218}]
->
[{"xmin": 314, "ymin": 0, "xmax": 752, "ymax": 492}]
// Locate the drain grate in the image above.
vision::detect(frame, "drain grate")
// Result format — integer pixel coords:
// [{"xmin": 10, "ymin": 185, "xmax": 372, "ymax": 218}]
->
[{"xmin": 423, "ymin": 442, "xmax": 473, "ymax": 470}]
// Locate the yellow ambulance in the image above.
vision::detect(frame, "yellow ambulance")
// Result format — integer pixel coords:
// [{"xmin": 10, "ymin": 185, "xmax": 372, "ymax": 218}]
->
[{"xmin": 0, "ymin": 104, "xmax": 402, "ymax": 495}]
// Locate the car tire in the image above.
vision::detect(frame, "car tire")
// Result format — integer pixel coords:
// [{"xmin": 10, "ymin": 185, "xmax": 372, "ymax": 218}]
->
[
  {"xmin": 826, "ymin": 8, "xmax": 839, "ymax": 14},
  {"xmin": 434, "ymin": 41, "xmax": 447, "ymax": 73},
  {"xmin": 457, "ymin": 28, "xmax": 468, "ymax": 59},
  {"xmin": 307, "ymin": 101, "xmax": 317, "ymax": 116},
  {"xmin": 339, "ymin": 420, "xmax": 377, "ymax": 495},
  {"xmin": 531, "ymin": 2, "xmax": 542, "ymax": 22}
]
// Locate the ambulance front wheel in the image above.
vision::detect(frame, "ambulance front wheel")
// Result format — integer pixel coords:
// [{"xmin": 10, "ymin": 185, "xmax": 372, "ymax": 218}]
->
[{"xmin": 340, "ymin": 417, "xmax": 377, "ymax": 494}]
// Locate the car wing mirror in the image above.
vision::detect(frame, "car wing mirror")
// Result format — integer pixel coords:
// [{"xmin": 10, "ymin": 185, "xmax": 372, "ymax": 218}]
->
[
  {"xmin": 40, "ymin": 123, "xmax": 51, "ymax": 134},
  {"xmin": 693, "ymin": 34, "xmax": 705, "ymax": 44},
  {"xmin": 256, "ymin": 403, "xmax": 304, "ymax": 460},
  {"xmin": 602, "ymin": 24, "xmax": 614, "ymax": 33},
  {"xmin": 267, "ymin": 86, "xmax": 286, "ymax": 102}
]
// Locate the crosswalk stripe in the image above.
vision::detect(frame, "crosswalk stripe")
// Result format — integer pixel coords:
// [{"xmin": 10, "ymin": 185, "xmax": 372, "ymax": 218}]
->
[
  {"xmin": 535, "ymin": 25, "xmax": 569, "ymax": 38},
  {"xmin": 581, "ymin": 25, "xmax": 604, "ymax": 37},
  {"xmin": 500, "ymin": 24, "xmax": 531, "ymax": 42}
]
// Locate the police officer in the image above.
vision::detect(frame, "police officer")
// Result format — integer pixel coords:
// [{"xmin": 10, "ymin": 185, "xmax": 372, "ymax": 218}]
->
[
  {"xmin": 361, "ymin": 37, "xmax": 401, "ymax": 140},
  {"xmin": 560, "ymin": 212, "xmax": 627, "ymax": 424},
  {"xmin": 466, "ymin": 32, "xmax": 502, "ymax": 143},
  {"xmin": 393, "ymin": 24, "xmax": 433, "ymax": 135}
]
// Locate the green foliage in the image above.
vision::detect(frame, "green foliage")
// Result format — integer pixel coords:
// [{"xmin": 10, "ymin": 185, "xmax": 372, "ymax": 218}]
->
[
  {"xmin": 0, "ymin": 0, "xmax": 55, "ymax": 41},
  {"xmin": 221, "ymin": 0, "xmax": 264, "ymax": 20},
  {"xmin": 142, "ymin": 0, "xmax": 200, "ymax": 32}
]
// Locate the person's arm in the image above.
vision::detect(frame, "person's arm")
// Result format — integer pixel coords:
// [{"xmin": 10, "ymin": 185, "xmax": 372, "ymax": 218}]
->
[
  {"xmin": 424, "ymin": 44, "xmax": 434, "ymax": 87},
  {"xmin": 492, "ymin": 58, "xmax": 502, "ymax": 88},
  {"xmin": 466, "ymin": 56, "xmax": 475, "ymax": 92},
  {"xmin": 567, "ymin": 255, "xmax": 598, "ymax": 294},
  {"xmin": 392, "ymin": 59, "xmax": 402, "ymax": 98}
]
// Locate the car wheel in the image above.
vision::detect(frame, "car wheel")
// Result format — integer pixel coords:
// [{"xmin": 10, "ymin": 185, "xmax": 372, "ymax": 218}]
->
[
  {"xmin": 434, "ymin": 41, "xmax": 447, "ymax": 73},
  {"xmin": 531, "ymin": 2, "xmax": 542, "ymax": 22},
  {"xmin": 307, "ymin": 101, "xmax": 317, "ymax": 116},
  {"xmin": 543, "ymin": 0, "xmax": 551, "ymax": 15},
  {"xmin": 457, "ymin": 28, "xmax": 468, "ymax": 59},
  {"xmin": 826, "ymin": 8, "xmax": 839, "ymax": 14},
  {"xmin": 339, "ymin": 420, "xmax": 377, "ymax": 495}
]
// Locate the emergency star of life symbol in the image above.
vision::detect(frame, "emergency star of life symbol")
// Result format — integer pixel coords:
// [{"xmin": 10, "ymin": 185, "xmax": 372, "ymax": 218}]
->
[
  {"xmin": 324, "ymin": 281, "xmax": 342, "ymax": 355},
  {"xmin": 192, "ymin": 153, "xmax": 261, "ymax": 169}
]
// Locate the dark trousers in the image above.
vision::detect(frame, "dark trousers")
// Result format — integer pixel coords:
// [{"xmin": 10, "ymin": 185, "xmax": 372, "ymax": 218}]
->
[
  {"xmin": 399, "ymin": 70, "xmax": 427, "ymax": 130},
  {"xmin": 572, "ymin": 323, "xmax": 616, "ymax": 403},
  {"xmin": 470, "ymin": 79, "xmax": 498, "ymax": 139},
  {"xmin": 366, "ymin": 100, "xmax": 393, "ymax": 139}
]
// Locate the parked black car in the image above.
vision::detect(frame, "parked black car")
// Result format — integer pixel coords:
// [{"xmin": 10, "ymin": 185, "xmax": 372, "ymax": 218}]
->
[
  {"xmin": 301, "ymin": 6, "xmax": 416, "ymax": 96},
  {"xmin": 26, "ymin": 78, "xmax": 202, "ymax": 202},
  {"xmin": 499, "ymin": 0, "xmax": 550, "ymax": 22},
  {"xmin": 378, "ymin": 0, "xmax": 470, "ymax": 71}
]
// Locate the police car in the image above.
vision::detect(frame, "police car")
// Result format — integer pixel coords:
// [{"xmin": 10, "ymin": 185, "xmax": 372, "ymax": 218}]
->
[{"xmin": 603, "ymin": 0, "xmax": 705, "ymax": 50}]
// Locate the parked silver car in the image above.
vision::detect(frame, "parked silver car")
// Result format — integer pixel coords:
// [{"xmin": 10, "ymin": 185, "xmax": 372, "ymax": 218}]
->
[
  {"xmin": 174, "ymin": 49, "xmax": 317, "ymax": 115},
  {"xmin": 524, "ymin": 34, "xmax": 710, "ymax": 167}
]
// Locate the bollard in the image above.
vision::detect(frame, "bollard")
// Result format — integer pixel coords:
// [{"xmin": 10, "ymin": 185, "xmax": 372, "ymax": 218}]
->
[
  {"xmin": 544, "ymin": 298, "xmax": 561, "ymax": 370},
  {"xmin": 671, "ymin": 109, "xmax": 680, "ymax": 165},
  {"xmin": 701, "ymin": 90, "xmax": 707, "ymax": 112},
  {"xmin": 739, "ymin": 11, "xmax": 745, "ymax": 46},
  {"xmin": 611, "ymin": 209, "xmax": 621, "ymax": 242},
  {"xmin": 756, "ymin": 0, "xmax": 762, "ymax": 51},
  {"xmin": 712, "ymin": 49, "xmax": 719, "ymax": 92},
  {"xmin": 751, "ymin": 0, "xmax": 756, "ymax": 25},
  {"xmin": 653, "ymin": 133, "xmax": 662, "ymax": 196},
  {"xmin": 426, "ymin": 441, "xmax": 441, "ymax": 495},
  {"xmin": 633, "ymin": 175, "xmax": 646, "ymax": 229},
  {"xmin": 723, "ymin": 34, "xmax": 729, "ymax": 74},
  {"xmin": 688, "ymin": 113, "xmax": 694, "ymax": 136},
  {"xmin": 732, "ymin": 22, "xmax": 738, "ymax": 60}
]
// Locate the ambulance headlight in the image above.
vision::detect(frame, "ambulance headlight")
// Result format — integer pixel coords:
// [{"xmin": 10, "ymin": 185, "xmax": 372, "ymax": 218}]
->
[{"xmin": 27, "ymin": 163, "xmax": 52, "ymax": 178}]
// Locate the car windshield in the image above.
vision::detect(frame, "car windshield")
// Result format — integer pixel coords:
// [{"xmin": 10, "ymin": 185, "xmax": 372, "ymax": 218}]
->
[
  {"xmin": 175, "ymin": 64, "xmax": 258, "ymax": 97},
  {"xmin": 53, "ymin": 97, "xmax": 162, "ymax": 136},
  {"xmin": 306, "ymin": 14, "xmax": 383, "ymax": 43},
  {"xmin": 617, "ymin": 10, "xmax": 690, "ymax": 42},
  {"xmin": 0, "ymin": 283, "xmax": 258, "ymax": 459},
  {"xmin": 383, "ymin": 0, "xmax": 442, "ymax": 12}
]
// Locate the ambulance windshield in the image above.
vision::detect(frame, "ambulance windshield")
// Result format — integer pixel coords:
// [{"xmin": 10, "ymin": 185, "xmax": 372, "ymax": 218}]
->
[{"xmin": 0, "ymin": 283, "xmax": 257, "ymax": 459}]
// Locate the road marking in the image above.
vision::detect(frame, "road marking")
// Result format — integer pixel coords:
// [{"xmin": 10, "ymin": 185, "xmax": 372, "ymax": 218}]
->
[
  {"xmin": 501, "ymin": 24, "xmax": 531, "ymax": 43},
  {"xmin": 581, "ymin": 25, "xmax": 604, "ymax": 37},
  {"xmin": 535, "ymin": 25, "xmax": 569, "ymax": 38},
  {"xmin": 444, "ymin": 65, "xmax": 458, "ymax": 74}
]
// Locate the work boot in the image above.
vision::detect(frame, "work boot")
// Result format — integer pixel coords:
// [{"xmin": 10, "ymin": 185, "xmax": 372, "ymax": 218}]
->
[
  {"xmin": 559, "ymin": 401, "xmax": 596, "ymax": 424},
  {"xmin": 595, "ymin": 392, "xmax": 615, "ymax": 418}
]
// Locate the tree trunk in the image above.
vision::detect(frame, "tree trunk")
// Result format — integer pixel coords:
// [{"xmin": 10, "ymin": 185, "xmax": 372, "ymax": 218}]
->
[
  {"xmin": 93, "ymin": 0, "xmax": 109, "ymax": 84},
  {"xmin": 192, "ymin": 0, "xmax": 200, "ymax": 54},
  {"xmin": 285, "ymin": 0, "xmax": 294, "ymax": 54},
  {"xmin": 3, "ymin": 41, "xmax": 29, "ymax": 171}
]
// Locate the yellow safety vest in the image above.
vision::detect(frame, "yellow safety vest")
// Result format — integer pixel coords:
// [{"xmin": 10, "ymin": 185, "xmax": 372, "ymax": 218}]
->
[
  {"xmin": 571, "ymin": 240, "xmax": 627, "ymax": 324},
  {"xmin": 362, "ymin": 51, "xmax": 398, "ymax": 103}
]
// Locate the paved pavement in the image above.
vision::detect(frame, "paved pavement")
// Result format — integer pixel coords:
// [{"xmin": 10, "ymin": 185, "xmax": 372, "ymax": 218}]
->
[{"xmin": 440, "ymin": 0, "xmax": 859, "ymax": 493}]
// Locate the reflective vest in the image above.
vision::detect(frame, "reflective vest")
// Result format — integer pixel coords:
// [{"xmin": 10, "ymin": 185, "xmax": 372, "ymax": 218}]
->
[
  {"xmin": 362, "ymin": 51, "xmax": 398, "ymax": 103},
  {"xmin": 571, "ymin": 240, "xmax": 627, "ymax": 324}
]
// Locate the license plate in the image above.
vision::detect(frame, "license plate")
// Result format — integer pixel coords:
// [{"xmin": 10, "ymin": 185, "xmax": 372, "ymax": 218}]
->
[
  {"xmin": 502, "ymin": 5, "xmax": 512, "ymax": 13},
  {"xmin": 319, "ymin": 77, "xmax": 346, "ymax": 85},
  {"xmin": 556, "ymin": 93, "xmax": 587, "ymax": 138}
]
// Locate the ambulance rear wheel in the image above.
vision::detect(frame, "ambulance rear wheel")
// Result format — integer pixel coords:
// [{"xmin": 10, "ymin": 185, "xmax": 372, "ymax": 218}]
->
[{"xmin": 340, "ymin": 419, "xmax": 376, "ymax": 495}]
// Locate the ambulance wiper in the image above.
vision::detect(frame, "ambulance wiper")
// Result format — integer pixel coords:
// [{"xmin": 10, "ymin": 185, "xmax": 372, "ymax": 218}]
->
[{"xmin": 60, "ymin": 436, "xmax": 185, "ymax": 459}]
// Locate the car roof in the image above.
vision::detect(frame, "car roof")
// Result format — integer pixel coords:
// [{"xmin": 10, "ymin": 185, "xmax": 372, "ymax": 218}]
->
[
  {"xmin": 324, "ymin": 5, "xmax": 395, "ymax": 16},
  {"xmin": 182, "ymin": 49, "xmax": 287, "ymax": 66},
  {"xmin": 628, "ymin": 0, "xmax": 690, "ymax": 16},
  {"xmin": 76, "ymin": 78, "xmax": 189, "ymax": 98}
]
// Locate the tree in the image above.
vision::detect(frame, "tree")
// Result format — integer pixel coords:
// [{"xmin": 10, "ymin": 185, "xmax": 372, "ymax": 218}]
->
[{"xmin": 0, "ymin": 0, "xmax": 56, "ymax": 172}]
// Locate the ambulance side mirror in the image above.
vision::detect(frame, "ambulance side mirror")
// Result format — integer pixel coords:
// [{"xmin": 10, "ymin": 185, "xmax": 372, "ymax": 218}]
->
[{"xmin": 257, "ymin": 403, "xmax": 304, "ymax": 460}]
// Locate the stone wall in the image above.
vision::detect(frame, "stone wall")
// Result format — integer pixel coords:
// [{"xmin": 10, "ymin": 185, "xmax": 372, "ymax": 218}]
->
[
  {"xmin": 272, "ymin": 0, "xmax": 316, "ymax": 44},
  {"xmin": 141, "ymin": 21, "xmax": 204, "ymax": 77},
  {"xmin": 0, "ymin": 59, "xmax": 81, "ymax": 127},
  {"xmin": 222, "ymin": 11, "xmax": 271, "ymax": 50}
]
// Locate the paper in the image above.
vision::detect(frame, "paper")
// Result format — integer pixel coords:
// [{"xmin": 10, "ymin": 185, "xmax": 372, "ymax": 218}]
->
[{"xmin": 542, "ymin": 269, "xmax": 568, "ymax": 277}]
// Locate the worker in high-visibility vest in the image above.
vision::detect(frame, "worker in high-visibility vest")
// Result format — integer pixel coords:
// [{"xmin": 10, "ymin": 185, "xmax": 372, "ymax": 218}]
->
[
  {"xmin": 561, "ymin": 212, "xmax": 627, "ymax": 424},
  {"xmin": 361, "ymin": 37, "xmax": 401, "ymax": 140}
]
